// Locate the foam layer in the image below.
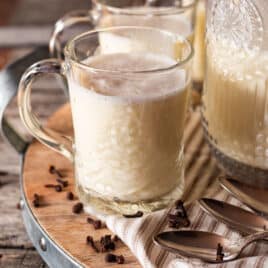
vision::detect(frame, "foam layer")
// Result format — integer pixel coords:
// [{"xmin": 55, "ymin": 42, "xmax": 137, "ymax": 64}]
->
[{"xmin": 78, "ymin": 52, "xmax": 186, "ymax": 99}]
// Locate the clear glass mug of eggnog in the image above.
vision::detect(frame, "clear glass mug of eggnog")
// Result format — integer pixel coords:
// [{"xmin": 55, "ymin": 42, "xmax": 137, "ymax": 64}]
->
[{"xmin": 18, "ymin": 27, "xmax": 193, "ymax": 214}]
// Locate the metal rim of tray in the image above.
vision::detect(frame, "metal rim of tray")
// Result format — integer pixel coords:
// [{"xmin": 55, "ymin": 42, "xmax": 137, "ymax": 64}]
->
[
  {"xmin": 0, "ymin": 47, "xmax": 82, "ymax": 268},
  {"xmin": 20, "ymin": 150, "xmax": 82, "ymax": 268}
]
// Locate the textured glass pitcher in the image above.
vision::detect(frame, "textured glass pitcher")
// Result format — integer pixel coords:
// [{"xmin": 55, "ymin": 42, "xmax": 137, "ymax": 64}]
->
[{"xmin": 203, "ymin": 0, "xmax": 268, "ymax": 187}]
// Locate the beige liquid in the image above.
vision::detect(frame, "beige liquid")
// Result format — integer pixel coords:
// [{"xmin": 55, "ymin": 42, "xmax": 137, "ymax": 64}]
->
[
  {"xmin": 69, "ymin": 53, "xmax": 190, "ymax": 202},
  {"xmin": 99, "ymin": 6, "xmax": 194, "ymax": 42},
  {"xmin": 203, "ymin": 41, "xmax": 268, "ymax": 168}
]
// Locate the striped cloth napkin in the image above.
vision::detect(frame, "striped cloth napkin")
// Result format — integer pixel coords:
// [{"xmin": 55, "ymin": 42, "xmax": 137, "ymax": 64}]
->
[
  {"xmin": 102, "ymin": 188, "xmax": 268, "ymax": 268},
  {"xmin": 85, "ymin": 111, "xmax": 267, "ymax": 267}
]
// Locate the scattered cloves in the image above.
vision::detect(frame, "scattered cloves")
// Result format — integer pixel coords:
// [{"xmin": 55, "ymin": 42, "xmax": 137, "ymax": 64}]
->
[
  {"xmin": 72, "ymin": 202, "xmax": 83, "ymax": 214},
  {"xmin": 123, "ymin": 211, "xmax": 143, "ymax": 218},
  {"xmin": 49, "ymin": 165, "xmax": 64, "ymax": 178}
]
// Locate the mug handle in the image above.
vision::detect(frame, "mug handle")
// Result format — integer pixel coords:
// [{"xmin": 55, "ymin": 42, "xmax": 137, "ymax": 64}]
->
[
  {"xmin": 18, "ymin": 59, "xmax": 73, "ymax": 161},
  {"xmin": 49, "ymin": 9, "xmax": 98, "ymax": 59}
]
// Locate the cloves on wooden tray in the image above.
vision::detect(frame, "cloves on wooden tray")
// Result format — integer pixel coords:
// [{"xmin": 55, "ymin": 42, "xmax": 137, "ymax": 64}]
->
[{"xmin": 72, "ymin": 202, "xmax": 83, "ymax": 214}]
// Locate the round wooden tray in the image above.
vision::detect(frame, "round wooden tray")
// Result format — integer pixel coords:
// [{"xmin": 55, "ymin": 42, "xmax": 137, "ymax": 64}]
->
[{"xmin": 20, "ymin": 104, "xmax": 220, "ymax": 268}]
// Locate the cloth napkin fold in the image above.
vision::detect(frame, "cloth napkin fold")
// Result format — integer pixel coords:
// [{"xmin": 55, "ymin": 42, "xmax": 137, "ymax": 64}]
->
[{"xmin": 99, "ymin": 189, "xmax": 268, "ymax": 268}]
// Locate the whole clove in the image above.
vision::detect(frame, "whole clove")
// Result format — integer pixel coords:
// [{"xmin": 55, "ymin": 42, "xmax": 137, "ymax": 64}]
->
[
  {"xmin": 216, "ymin": 243, "xmax": 224, "ymax": 262},
  {"xmin": 72, "ymin": 202, "xmax": 83, "ymax": 214},
  {"xmin": 49, "ymin": 165, "xmax": 64, "ymax": 178},
  {"xmin": 123, "ymin": 211, "xmax": 143, "ymax": 218},
  {"xmin": 32, "ymin": 194, "xmax": 40, "ymax": 207},
  {"xmin": 175, "ymin": 199, "xmax": 187, "ymax": 218},
  {"xmin": 100, "ymin": 235, "xmax": 115, "ymax": 252},
  {"xmin": 56, "ymin": 178, "xmax": 68, "ymax": 187},
  {"xmin": 86, "ymin": 236, "xmax": 99, "ymax": 253},
  {"xmin": 55, "ymin": 185, "xmax": 62, "ymax": 192},
  {"xmin": 168, "ymin": 200, "xmax": 190, "ymax": 229},
  {"xmin": 113, "ymin": 235, "xmax": 120, "ymax": 242},
  {"xmin": 105, "ymin": 253, "xmax": 125, "ymax": 264},
  {"xmin": 44, "ymin": 184, "xmax": 57, "ymax": 188},
  {"xmin": 105, "ymin": 253, "xmax": 117, "ymax": 263},
  {"xmin": 44, "ymin": 184, "xmax": 62, "ymax": 192},
  {"xmin": 66, "ymin": 191, "xmax": 74, "ymax": 200},
  {"xmin": 87, "ymin": 217, "xmax": 102, "ymax": 230},
  {"xmin": 168, "ymin": 214, "xmax": 190, "ymax": 228},
  {"xmin": 117, "ymin": 255, "xmax": 125, "ymax": 264}
]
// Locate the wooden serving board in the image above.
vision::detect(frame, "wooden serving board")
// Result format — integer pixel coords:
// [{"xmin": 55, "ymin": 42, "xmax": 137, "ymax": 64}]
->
[{"xmin": 22, "ymin": 103, "xmax": 221, "ymax": 268}]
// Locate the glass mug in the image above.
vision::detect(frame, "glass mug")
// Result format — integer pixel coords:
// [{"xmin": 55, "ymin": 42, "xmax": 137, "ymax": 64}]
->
[
  {"xmin": 203, "ymin": 0, "xmax": 268, "ymax": 187},
  {"xmin": 18, "ymin": 27, "xmax": 193, "ymax": 214},
  {"xmin": 49, "ymin": 0, "xmax": 199, "ymax": 81}
]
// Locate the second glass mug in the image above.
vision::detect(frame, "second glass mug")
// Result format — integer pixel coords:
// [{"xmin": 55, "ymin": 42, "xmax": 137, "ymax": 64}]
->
[
  {"xmin": 18, "ymin": 27, "xmax": 193, "ymax": 214},
  {"xmin": 49, "ymin": 0, "xmax": 198, "ymax": 77}
]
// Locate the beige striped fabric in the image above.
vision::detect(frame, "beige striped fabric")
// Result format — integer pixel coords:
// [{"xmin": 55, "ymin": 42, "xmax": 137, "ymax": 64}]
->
[{"xmin": 101, "ymin": 110, "xmax": 268, "ymax": 267}]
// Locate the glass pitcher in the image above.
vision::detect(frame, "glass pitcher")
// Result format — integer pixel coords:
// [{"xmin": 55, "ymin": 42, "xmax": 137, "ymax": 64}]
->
[{"xmin": 203, "ymin": 0, "xmax": 268, "ymax": 187}]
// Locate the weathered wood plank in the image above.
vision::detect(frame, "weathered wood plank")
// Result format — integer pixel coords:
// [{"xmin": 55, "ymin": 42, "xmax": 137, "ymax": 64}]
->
[
  {"xmin": 0, "ymin": 249, "xmax": 47, "ymax": 268},
  {"xmin": 0, "ymin": 173, "xmax": 33, "ymax": 249}
]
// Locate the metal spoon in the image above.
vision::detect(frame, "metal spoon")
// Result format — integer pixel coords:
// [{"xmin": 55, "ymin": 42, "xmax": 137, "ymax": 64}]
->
[
  {"xmin": 199, "ymin": 198, "xmax": 268, "ymax": 235},
  {"xmin": 154, "ymin": 230, "xmax": 268, "ymax": 263},
  {"xmin": 219, "ymin": 177, "xmax": 268, "ymax": 216}
]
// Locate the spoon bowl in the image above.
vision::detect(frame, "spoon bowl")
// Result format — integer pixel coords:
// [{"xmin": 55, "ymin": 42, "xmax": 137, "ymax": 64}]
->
[{"xmin": 154, "ymin": 230, "xmax": 268, "ymax": 263}]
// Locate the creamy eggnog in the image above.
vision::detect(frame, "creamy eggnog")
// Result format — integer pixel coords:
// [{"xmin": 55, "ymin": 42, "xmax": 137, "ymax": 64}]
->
[
  {"xmin": 68, "ymin": 52, "xmax": 190, "ymax": 203},
  {"xmin": 203, "ymin": 41, "xmax": 268, "ymax": 169}
]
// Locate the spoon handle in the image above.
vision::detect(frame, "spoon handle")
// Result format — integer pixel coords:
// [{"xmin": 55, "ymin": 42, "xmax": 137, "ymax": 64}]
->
[{"xmin": 240, "ymin": 231, "xmax": 268, "ymax": 251}]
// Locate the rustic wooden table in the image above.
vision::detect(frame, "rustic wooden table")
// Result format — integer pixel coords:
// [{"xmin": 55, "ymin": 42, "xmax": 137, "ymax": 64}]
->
[{"xmin": 0, "ymin": 1, "xmax": 90, "ymax": 266}]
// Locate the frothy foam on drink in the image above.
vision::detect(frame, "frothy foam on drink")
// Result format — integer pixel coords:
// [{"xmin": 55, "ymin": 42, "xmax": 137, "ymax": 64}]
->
[{"xmin": 79, "ymin": 52, "xmax": 187, "ymax": 100}]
